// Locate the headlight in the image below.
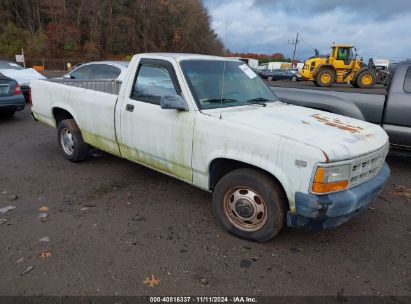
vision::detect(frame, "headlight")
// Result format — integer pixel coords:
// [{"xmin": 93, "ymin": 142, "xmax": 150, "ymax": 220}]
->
[{"xmin": 312, "ymin": 164, "xmax": 351, "ymax": 194}]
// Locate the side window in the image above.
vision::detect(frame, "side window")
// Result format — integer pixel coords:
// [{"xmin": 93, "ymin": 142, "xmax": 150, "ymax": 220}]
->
[
  {"xmin": 404, "ymin": 67, "xmax": 411, "ymax": 93},
  {"xmin": 70, "ymin": 64, "xmax": 121, "ymax": 80},
  {"xmin": 131, "ymin": 64, "xmax": 177, "ymax": 105},
  {"xmin": 70, "ymin": 65, "xmax": 95, "ymax": 79},
  {"xmin": 337, "ymin": 48, "xmax": 348, "ymax": 61},
  {"xmin": 92, "ymin": 65, "xmax": 121, "ymax": 79}
]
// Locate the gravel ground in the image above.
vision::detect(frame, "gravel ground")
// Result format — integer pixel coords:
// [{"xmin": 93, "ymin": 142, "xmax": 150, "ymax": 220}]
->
[{"xmin": 0, "ymin": 108, "xmax": 410, "ymax": 296}]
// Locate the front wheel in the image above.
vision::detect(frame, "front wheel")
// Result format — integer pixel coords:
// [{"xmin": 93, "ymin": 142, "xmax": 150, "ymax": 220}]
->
[
  {"xmin": 267, "ymin": 76, "xmax": 273, "ymax": 81},
  {"xmin": 212, "ymin": 168, "xmax": 286, "ymax": 242},
  {"xmin": 57, "ymin": 119, "xmax": 89, "ymax": 162},
  {"xmin": 315, "ymin": 69, "xmax": 335, "ymax": 87},
  {"xmin": 356, "ymin": 70, "xmax": 377, "ymax": 88},
  {"xmin": 291, "ymin": 76, "xmax": 297, "ymax": 82}
]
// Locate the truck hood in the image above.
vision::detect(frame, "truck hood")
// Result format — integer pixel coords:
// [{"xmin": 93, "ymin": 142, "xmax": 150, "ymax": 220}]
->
[
  {"xmin": 205, "ymin": 103, "xmax": 388, "ymax": 162},
  {"xmin": 0, "ymin": 68, "xmax": 46, "ymax": 86}
]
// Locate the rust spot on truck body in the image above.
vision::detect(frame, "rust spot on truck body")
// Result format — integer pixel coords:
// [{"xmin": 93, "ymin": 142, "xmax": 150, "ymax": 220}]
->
[{"xmin": 311, "ymin": 114, "xmax": 363, "ymax": 134}]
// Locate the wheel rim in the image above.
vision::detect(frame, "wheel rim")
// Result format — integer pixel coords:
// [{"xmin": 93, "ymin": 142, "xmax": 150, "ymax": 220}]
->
[
  {"xmin": 292, "ymin": 76, "xmax": 297, "ymax": 81},
  {"xmin": 223, "ymin": 187, "xmax": 268, "ymax": 232},
  {"xmin": 268, "ymin": 77, "xmax": 272, "ymax": 81},
  {"xmin": 60, "ymin": 128, "xmax": 74, "ymax": 155},
  {"xmin": 362, "ymin": 74, "xmax": 373, "ymax": 85},
  {"xmin": 320, "ymin": 73, "xmax": 331, "ymax": 84}
]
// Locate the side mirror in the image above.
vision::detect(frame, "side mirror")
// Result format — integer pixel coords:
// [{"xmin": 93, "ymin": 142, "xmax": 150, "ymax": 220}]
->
[{"xmin": 160, "ymin": 95, "xmax": 188, "ymax": 111}]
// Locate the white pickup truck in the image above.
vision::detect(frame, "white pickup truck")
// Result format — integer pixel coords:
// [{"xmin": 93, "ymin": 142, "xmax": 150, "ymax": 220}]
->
[{"xmin": 31, "ymin": 53, "xmax": 390, "ymax": 241}]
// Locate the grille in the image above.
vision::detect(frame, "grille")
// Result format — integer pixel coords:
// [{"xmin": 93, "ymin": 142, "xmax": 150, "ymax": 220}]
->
[{"xmin": 349, "ymin": 143, "xmax": 389, "ymax": 188}]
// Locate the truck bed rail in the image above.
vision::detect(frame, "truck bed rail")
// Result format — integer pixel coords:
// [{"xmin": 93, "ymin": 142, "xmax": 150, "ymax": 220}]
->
[{"xmin": 48, "ymin": 79, "xmax": 122, "ymax": 95}]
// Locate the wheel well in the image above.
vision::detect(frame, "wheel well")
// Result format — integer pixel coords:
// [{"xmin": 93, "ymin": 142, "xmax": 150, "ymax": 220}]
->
[
  {"xmin": 53, "ymin": 108, "xmax": 73, "ymax": 126},
  {"xmin": 209, "ymin": 158, "xmax": 287, "ymax": 197}
]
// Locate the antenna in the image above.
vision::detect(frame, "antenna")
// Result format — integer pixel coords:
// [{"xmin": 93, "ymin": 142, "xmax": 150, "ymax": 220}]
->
[
  {"xmin": 219, "ymin": 61, "xmax": 227, "ymax": 119},
  {"xmin": 219, "ymin": 18, "xmax": 228, "ymax": 119}
]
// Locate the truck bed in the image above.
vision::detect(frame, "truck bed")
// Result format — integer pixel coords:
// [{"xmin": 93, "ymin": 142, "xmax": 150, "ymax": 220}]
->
[
  {"xmin": 271, "ymin": 86, "xmax": 386, "ymax": 124},
  {"xmin": 31, "ymin": 79, "xmax": 121, "ymax": 156},
  {"xmin": 48, "ymin": 79, "xmax": 122, "ymax": 95},
  {"xmin": 268, "ymin": 81, "xmax": 387, "ymax": 95}
]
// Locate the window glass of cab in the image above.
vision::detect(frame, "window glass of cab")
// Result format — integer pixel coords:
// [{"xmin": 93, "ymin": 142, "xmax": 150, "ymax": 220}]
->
[{"xmin": 131, "ymin": 64, "xmax": 177, "ymax": 105}]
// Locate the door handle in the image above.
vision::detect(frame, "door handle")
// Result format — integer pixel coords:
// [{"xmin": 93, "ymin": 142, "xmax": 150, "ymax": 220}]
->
[{"xmin": 126, "ymin": 104, "xmax": 134, "ymax": 112}]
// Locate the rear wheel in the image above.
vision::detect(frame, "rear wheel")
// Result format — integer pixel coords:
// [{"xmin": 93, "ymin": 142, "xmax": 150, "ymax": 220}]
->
[
  {"xmin": 350, "ymin": 80, "xmax": 359, "ymax": 88},
  {"xmin": 291, "ymin": 75, "xmax": 297, "ymax": 82},
  {"xmin": 0, "ymin": 110, "xmax": 15, "ymax": 118},
  {"xmin": 57, "ymin": 119, "xmax": 89, "ymax": 162},
  {"xmin": 212, "ymin": 168, "xmax": 286, "ymax": 242},
  {"xmin": 356, "ymin": 70, "xmax": 377, "ymax": 88},
  {"xmin": 315, "ymin": 69, "xmax": 336, "ymax": 87}
]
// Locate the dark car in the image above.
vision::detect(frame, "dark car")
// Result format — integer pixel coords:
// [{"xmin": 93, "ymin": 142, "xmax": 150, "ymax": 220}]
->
[
  {"xmin": 273, "ymin": 61, "xmax": 411, "ymax": 149},
  {"xmin": 251, "ymin": 68, "xmax": 267, "ymax": 76},
  {"xmin": 0, "ymin": 73, "xmax": 25, "ymax": 117},
  {"xmin": 259, "ymin": 69, "xmax": 303, "ymax": 82}
]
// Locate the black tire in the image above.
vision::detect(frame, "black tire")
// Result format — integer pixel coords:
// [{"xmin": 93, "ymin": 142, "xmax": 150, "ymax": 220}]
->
[
  {"xmin": 313, "ymin": 80, "xmax": 320, "ymax": 87},
  {"xmin": 0, "ymin": 110, "xmax": 15, "ymax": 118},
  {"xmin": 57, "ymin": 119, "xmax": 89, "ymax": 162},
  {"xmin": 315, "ymin": 68, "xmax": 336, "ymax": 87},
  {"xmin": 356, "ymin": 70, "xmax": 377, "ymax": 88},
  {"xmin": 350, "ymin": 80, "xmax": 359, "ymax": 88},
  {"xmin": 212, "ymin": 168, "xmax": 286, "ymax": 242}
]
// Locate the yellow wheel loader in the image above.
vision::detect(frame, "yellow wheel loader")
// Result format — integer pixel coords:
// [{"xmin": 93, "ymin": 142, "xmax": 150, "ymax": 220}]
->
[{"xmin": 300, "ymin": 44, "xmax": 377, "ymax": 88}]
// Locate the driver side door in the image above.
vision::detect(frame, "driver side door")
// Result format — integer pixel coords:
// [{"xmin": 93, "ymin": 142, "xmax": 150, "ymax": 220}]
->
[{"xmin": 119, "ymin": 58, "xmax": 194, "ymax": 182}]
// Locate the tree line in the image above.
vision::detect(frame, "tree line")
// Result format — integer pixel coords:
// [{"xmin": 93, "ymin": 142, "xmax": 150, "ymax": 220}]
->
[{"xmin": 0, "ymin": 0, "xmax": 225, "ymax": 61}]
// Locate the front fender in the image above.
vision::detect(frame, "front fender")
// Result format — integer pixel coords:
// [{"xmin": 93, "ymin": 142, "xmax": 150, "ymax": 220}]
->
[{"xmin": 203, "ymin": 140, "xmax": 323, "ymax": 212}]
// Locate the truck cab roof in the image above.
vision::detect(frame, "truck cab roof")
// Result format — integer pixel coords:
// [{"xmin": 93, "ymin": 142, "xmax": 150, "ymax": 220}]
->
[{"xmin": 138, "ymin": 53, "xmax": 240, "ymax": 62}]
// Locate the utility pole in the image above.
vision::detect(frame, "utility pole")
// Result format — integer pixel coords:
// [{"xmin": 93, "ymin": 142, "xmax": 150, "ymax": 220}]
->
[
  {"xmin": 288, "ymin": 33, "xmax": 300, "ymax": 68},
  {"xmin": 21, "ymin": 48, "xmax": 26, "ymax": 68}
]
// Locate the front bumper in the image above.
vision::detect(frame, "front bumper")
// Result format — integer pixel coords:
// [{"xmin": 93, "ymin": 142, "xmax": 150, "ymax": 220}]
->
[{"xmin": 287, "ymin": 163, "xmax": 390, "ymax": 231}]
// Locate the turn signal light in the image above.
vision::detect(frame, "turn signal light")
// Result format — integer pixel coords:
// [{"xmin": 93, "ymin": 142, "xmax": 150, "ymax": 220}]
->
[
  {"xmin": 312, "ymin": 165, "xmax": 350, "ymax": 194},
  {"xmin": 312, "ymin": 180, "xmax": 349, "ymax": 193}
]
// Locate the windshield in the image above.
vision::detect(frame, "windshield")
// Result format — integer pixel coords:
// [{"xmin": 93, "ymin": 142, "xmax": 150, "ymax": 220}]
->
[
  {"xmin": 0, "ymin": 61, "xmax": 24, "ymax": 70},
  {"xmin": 181, "ymin": 60, "xmax": 279, "ymax": 109}
]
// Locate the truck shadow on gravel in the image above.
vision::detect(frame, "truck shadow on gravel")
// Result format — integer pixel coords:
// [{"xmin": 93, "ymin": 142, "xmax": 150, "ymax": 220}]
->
[{"xmin": 83, "ymin": 148, "xmax": 406, "ymax": 248}]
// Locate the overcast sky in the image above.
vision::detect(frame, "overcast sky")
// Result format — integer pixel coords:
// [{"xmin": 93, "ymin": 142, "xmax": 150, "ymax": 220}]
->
[{"xmin": 203, "ymin": 0, "xmax": 411, "ymax": 62}]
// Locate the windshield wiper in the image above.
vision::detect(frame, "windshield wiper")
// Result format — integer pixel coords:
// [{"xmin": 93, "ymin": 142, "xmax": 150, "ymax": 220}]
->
[
  {"xmin": 246, "ymin": 97, "xmax": 269, "ymax": 107},
  {"xmin": 202, "ymin": 98, "xmax": 239, "ymax": 104}
]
